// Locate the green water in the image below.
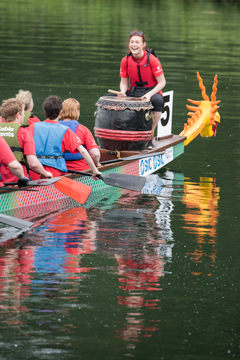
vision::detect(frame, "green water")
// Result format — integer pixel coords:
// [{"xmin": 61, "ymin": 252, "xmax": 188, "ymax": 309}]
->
[{"xmin": 0, "ymin": 0, "xmax": 239, "ymax": 359}]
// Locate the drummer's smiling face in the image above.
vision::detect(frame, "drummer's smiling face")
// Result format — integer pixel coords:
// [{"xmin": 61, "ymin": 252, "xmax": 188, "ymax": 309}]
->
[{"xmin": 129, "ymin": 35, "xmax": 146, "ymax": 59}]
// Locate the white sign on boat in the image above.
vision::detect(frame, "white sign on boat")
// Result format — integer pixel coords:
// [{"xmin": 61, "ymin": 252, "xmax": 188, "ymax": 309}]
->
[{"xmin": 157, "ymin": 90, "xmax": 174, "ymax": 138}]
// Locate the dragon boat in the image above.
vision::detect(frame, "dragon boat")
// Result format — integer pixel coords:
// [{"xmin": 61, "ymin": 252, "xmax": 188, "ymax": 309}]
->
[{"xmin": 0, "ymin": 73, "xmax": 221, "ymax": 221}]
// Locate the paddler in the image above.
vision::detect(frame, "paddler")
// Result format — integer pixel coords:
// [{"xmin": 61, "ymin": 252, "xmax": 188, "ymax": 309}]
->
[
  {"xmin": 0, "ymin": 136, "xmax": 29, "ymax": 187},
  {"xmin": 1, "ymin": 90, "xmax": 41, "ymax": 125},
  {"xmin": 59, "ymin": 98, "xmax": 101, "ymax": 171},
  {"xmin": 29, "ymin": 95, "xmax": 101, "ymax": 179},
  {"xmin": 0, "ymin": 98, "xmax": 53, "ymax": 184},
  {"xmin": 15, "ymin": 89, "xmax": 41, "ymax": 125},
  {"xmin": 119, "ymin": 30, "xmax": 166, "ymax": 148}
]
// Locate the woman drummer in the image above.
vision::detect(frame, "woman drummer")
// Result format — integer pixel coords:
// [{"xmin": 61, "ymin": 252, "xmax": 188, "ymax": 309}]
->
[{"xmin": 119, "ymin": 30, "xmax": 166, "ymax": 148}]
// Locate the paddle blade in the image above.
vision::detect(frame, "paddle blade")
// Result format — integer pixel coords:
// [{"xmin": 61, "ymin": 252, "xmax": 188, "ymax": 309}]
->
[
  {"xmin": 54, "ymin": 177, "xmax": 92, "ymax": 204},
  {"xmin": 0, "ymin": 214, "xmax": 33, "ymax": 230},
  {"xmin": 101, "ymin": 173, "xmax": 146, "ymax": 191}
]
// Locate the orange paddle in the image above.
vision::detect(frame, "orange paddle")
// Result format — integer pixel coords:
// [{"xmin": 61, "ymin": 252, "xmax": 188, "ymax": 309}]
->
[{"xmin": 54, "ymin": 176, "xmax": 92, "ymax": 204}]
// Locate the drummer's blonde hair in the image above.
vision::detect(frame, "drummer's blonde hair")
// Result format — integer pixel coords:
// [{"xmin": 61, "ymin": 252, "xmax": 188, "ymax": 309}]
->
[
  {"xmin": 61, "ymin": 98, "xmax": 80, "ymax": 120},
  {"xmin": 16, "ymin": 90, "xmax": 33, "ymax": 111}
]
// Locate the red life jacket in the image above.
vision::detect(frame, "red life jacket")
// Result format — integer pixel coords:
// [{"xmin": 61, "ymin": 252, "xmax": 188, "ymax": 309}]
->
[{"xmin": 126, "ymin": 50, "xmax": 158, "ymax": 88}]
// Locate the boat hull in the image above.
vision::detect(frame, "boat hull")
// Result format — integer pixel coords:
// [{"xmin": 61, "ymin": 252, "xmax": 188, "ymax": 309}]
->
[{"xmin": 0, "ymin": 136, "xmax": 185, "ymax": 213}]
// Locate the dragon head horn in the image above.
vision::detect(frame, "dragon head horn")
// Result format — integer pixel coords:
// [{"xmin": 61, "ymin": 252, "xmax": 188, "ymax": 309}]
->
[
  {"xmin": 197, "ymin": 72, "xmax": 209, "ymax": 101},
  {"xmin": 211, "ymin": 74, "xmax": 218, "ymax": 102}
]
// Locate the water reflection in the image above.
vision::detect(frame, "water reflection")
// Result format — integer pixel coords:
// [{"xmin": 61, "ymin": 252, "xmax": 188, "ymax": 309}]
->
[
  {"xmin": 182, "ymin": 177, "xmax": 220, "ymax": 241},
  {"xmin": 35, "ymin": 207, "xmax": 97, "ymax": 277},
  {"xmin": 182, "ymin": 176, "xmax": 220, "ymax": 275},
  {"xmin": 95, "ymin": 206, "xmax": 164, "ymax": 353},
  {"xmin": 93, "ymin": 172, "xmax": 182, "ymax": 353},
  {"xmin": 0, "ymin": 171, "xmax": 221, "ymax": 358},
  {"xmin": 114, "ymin": 234, "xmax": 164, "ymax": 347},
  {"xmin": 0, "ymin": 245, "xmax": 34, "ymax": 310}
]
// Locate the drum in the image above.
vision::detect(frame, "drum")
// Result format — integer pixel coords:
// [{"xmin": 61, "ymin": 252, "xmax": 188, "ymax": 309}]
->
[{"xmin": 94, "ymin": 96, "xmax": 153, "ymax": 151}]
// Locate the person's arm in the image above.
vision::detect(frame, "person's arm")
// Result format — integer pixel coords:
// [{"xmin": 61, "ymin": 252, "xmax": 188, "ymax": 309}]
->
[
  {"xmin": 142, "ymin": 73, "xmax": 166, "ymax": 101},
  {"xmin": 0, "ymin": 136, "xmax": 27, "ymax": 182},
  {"xmin": 77, "ymin": 145, "xmax": 101, "ymax": 178},
  {"xmin": 7, "ymin": 160, "xmax": 25, "ymax": 179},
  {"xmin": 89, "ymin": 148, "xmax": 101, "ymax": 167},
  {"xmin": 119, "ymin": 56, "xmax": 129, "ymax": 96},
  {"xmin": 120, "ymin": 77, "xmax": 129, "ymax": 96},
  {"xmin": 82, "ymin": 128, "xmax": 101, "ymax": 166},
  {"xmin": 17, "ymin": 127, "xmax": 52, "ymax": 178},
  {"xmin": 26, "ymin": 155, "xmax": 53, "ymax": 178}
]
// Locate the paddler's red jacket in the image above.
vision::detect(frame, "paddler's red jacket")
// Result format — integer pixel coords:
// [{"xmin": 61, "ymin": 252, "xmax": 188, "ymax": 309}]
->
[
  {"xmin": 0, "ymin": 136, "xmax": 19, "ymax": 186},
  {"xmin": 0, "ymin": 127, "xmax": 36, "ymax": 183}
]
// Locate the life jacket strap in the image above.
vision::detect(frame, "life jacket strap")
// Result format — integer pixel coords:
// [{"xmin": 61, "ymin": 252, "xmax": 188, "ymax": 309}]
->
[
  {"xmin": 10, "ymin": 146, "xmax": 23, "ymax": 153},
  {"xmin": 142, "ymin": 52, "xmax": 151, "ymax": 67},
  {"xmin": 127, "ymin": 52, "xmax": 151, "ymax": 87}
]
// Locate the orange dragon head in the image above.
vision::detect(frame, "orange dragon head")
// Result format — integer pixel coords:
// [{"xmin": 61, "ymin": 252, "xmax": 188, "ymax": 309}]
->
[{"xmin": 180, "ymin": 72, "xmax": 221, "ymax": 146}]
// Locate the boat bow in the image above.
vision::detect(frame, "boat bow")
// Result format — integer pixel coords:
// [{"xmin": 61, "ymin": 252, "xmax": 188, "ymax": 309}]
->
[{"xmin": 180, "ymin": 72, "xmax": 221, "ymax": 146}]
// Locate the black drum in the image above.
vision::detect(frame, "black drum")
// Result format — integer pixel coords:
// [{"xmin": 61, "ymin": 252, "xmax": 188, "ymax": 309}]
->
[{"xmin": 94, "ymin": 96, "xmax": 153, "ymax": 151}]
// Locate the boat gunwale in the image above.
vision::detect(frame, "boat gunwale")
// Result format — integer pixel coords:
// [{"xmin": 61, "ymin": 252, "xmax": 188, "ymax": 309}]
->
[
  {"xmin": 92, "ymin": 134, "xmax": 186, "ymax": 173},
  {"xmin": 0, "ymin": 134, "xmax": 186, "ymax": 193}
]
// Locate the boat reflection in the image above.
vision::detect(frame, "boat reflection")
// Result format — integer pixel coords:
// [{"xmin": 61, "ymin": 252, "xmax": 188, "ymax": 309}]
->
[
  {"xmin": 97, "ymin": 171, "xmax": 184, "ymax": 350},
  {"xmin": 181, "ymin": 176, "xmax": 220, "ymax": 274},
  {"xmin": 35, "ymin": 207, "xmax": 97, "ymax": 277},
  {"xmin": 0, "ymin": 245, "xmax": 35, "ymax": 312},
  {"xmin": 0, "ymin": 171, "xmax": 220, "ymax": 353}
]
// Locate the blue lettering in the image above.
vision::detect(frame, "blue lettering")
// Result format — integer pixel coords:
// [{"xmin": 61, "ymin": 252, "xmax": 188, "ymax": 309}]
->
[
  {"xmin": 140, "ymin": 160, "xmax": 144, "ymax": 175},
  {"xmin": 149, "ymin": 158, "xmax": 152, "ymax": 171},
  {"xmin": 145, "ymin": 159, "xmax": 148, "ymax": 172},
  {"xmin": 160, "ymin": 154, "xmax": 164, "ymax": 165}
]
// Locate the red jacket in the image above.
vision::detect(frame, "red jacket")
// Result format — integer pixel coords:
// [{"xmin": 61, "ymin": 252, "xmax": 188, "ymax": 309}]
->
[{"xmin": 127, "ymin": 52, "xmax": 157, "ymax": 88}]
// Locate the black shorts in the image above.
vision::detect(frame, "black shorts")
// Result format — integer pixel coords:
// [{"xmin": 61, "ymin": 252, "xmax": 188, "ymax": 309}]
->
[
  {"xmin": 126, "ymin": 87, "xmax": 164, "ymax": 112},
  {"xmin": 149, "ymin": 93, "xmax": 164, "ymax": 112}
]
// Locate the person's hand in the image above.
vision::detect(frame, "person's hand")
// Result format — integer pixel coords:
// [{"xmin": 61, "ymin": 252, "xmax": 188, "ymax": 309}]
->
[
  {"xmin": 119, "ymin": 91, "xmax": 127, "ymax": 97},
  {"xmin": 141, "ymin": 93, "xmax": 152, "ymax": 101},
  {"xmin": 18, "ymin": 176, "xmax": 30, "ymax": 188},
  {"xmin": 92, "ymin": 170, "xmax": 102, "ymax": 180},
  {"xmin": 43, "ymin": 171, "xmax": 53, "ymax": 178}
]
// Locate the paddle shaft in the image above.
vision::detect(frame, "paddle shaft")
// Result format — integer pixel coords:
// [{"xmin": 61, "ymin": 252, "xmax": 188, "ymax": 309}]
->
[
  {"xmin": 101, "ymin": 151, "xmax": 164, "ymax": 165},
  {"xmin": 0, "ymin": 187, "xmax": 38, "ymax": 193},
  {"xmin": 4, "ymin": 177, "xmax": 62, "ymax": 187},
  {"xmin": 107, "ymin": 89, "xmax": 142, "ymax": 100},
  {"xmin": 68, "ymin": 170, "xmax": 106, "ymax": 181}
]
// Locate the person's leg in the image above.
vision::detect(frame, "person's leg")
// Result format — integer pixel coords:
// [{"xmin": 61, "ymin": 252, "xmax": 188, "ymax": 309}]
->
[
  {"xmin": 150, "ymin": 94, "xmax": 164, "ymax": 136},
  {"xmin": 151, "ymin": 111, "xmax": 161, "ymax": 136},
  {"xmin": 145, "ymin": 93, "xmax": 164, "ymax": 148}
]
